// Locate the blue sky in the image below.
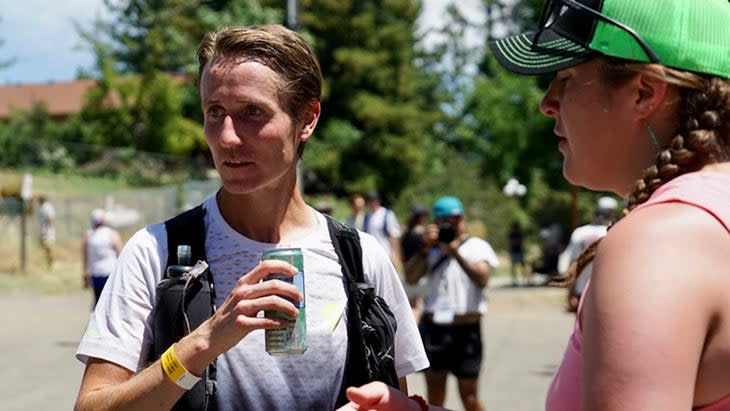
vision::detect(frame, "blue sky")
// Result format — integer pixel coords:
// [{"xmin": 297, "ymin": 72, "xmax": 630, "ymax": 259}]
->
[{"xmin": 1, "ymin": 0, "xmax": 484, "ymax": 85}]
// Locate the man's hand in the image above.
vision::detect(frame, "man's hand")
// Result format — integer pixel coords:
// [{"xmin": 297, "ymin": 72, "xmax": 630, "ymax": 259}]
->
[{"xmin": 183, "ymin": 259, "xmax": 304, "ymax": 373}]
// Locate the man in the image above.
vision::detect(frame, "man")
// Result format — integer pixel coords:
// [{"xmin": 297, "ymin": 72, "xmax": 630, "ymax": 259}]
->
[
  {"xmin": 344, "ymin": 193, "xmax": 365, "ymax": 230},
  {"xmin": 74, "ymin": 24, "xmax": 427, "ymax": 411},
  {"xmin": 405, "ymin": 196, "xmax": 500, "ymax": 411},
  {"xmin": 362, "ymin": 191, "xmax": 402, "ymax": 271},
  {"xmin": 37, "ymin": 195, "xmax": 56, "ymax": 269}
]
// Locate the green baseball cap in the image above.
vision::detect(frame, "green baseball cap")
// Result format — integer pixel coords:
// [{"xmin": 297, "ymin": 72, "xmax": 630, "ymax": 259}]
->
[{"xmin": 488, "ymin": 0, "xmax": 730, "ymax": 79}]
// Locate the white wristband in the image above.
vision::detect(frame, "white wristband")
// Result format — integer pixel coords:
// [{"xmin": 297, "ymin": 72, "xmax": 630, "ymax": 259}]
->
[{"xmin": 161, "ymin": 344, "xmax": 201, "ymax": 390}]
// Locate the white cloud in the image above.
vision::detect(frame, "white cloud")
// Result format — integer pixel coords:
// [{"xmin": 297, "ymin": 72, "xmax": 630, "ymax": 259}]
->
[{"xmin": 1, "ymin": 0, "xmax": 106, "ymax": 84}]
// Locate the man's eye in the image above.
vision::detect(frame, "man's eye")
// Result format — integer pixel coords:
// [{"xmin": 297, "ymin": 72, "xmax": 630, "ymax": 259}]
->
[
  {"xmin": 244, "ymin": 106, "xmax": 263, "ymax": 116},
  {"xmin": 207, "ymin": 106, "xmax": 225, "ymax": 118}
]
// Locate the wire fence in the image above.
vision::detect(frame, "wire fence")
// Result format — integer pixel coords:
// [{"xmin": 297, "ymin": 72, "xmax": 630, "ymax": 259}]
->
[{"xmin": 0, "ymin": 179, "xmax": 219, "ymax": 247}]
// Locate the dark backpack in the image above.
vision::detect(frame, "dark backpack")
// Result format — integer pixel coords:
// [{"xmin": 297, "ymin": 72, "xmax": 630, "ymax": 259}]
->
[
  {"xmin": 149, "ymin": 205, "xmax": 399, "ymax": 410},
  {"xmin": 327, "ymin": 217, "xmax": 399, "ymax": 407},
  {"xmin": 150, "ymin": 205, "xmax": 217, "ymax": 411}
]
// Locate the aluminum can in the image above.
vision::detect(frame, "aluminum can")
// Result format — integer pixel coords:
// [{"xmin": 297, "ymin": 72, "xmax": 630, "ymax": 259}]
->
[{"xmin": 261, "ymin": 247, "xmax": 307, "ymax": 355}]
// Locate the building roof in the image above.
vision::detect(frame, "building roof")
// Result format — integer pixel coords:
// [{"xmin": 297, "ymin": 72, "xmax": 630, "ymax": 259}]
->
[{"xmin": 0, "ymin": 79, "xmax": 97, "ymax": 120}]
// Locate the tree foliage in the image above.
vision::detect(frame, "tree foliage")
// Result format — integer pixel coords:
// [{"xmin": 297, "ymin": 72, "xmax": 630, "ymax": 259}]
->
[
  {"xmin": 2, "ymin": 0, "xmax": 584, "ymax": 246},
  {"xmin": 296, "ymin": 0, "xmax": 443, "ymax": 203}
]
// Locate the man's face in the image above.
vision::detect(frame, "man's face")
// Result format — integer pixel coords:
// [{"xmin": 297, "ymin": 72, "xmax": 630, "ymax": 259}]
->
[{"xmin": 199, "ymin": 57, "xmax": 318, "ymax": 196}]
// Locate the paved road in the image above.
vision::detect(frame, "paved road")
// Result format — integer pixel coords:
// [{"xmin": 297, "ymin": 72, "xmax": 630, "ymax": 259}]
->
[{"xmin": 0, "ymin": 277, "xmax": 574, "ymax": 411}]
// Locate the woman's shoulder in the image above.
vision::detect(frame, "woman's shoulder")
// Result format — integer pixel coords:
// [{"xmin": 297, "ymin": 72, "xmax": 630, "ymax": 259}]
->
[{"xmin": 593, "ymin": 201, "xmax": 730, "ymax": 305}]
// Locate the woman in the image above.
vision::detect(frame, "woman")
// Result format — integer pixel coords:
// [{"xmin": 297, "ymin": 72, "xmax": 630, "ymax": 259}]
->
[
  {"xmin": 82, "ymin": 208, "xmax": 123, "ymax": 307},
  {"xmin": 338, "ymin": 0, "xmax": 730, "ymax": 410}
]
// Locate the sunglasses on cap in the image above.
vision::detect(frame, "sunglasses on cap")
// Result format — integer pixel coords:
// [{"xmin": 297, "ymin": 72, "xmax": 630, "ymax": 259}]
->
[{"xmin": 532, "ymin": 0, "xmax": 660, "ymax": 64}]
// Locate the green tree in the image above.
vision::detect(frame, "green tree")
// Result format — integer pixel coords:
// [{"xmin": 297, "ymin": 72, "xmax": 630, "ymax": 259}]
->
[
  {"xmin": 0, "ymin": 103, "xmax": 74, "ymax": 170},
  {"xmin": 459, "ymin": 65, "xmax": 561, "ymax": 186},
  {"xmin": 296, "ymin": 0, "xmax": 444, "ymax": 203}
]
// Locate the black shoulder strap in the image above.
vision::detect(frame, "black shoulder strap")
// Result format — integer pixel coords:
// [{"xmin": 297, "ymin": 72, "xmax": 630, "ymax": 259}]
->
[
  {"xmin": 430, "ymin": 235, "xmax": 471, "ymax": 274},
  {"xmin": 328, "ymin": 215, "xmax": 399, "ymax": 408},
  {"xmin": 158, "ymin": 204, "xmax": 217, "ymax": 411},
  {"xmin": 326, "ymin": 215, "xmax": 365, "ymax": 283},
  {"xmin": 165, "ymin": 204, "xmax": 207, "ymax": 269}
]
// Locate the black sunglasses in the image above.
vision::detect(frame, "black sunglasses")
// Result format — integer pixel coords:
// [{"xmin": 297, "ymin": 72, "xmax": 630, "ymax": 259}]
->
[{"xmin": 532, "ymin": 0, "xmax": 660, "ymax": 63}]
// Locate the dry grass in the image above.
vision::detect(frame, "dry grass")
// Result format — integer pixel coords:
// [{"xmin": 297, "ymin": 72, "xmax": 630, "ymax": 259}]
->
[
  {"xmin": 0, "ymin": 236, "xmax": 86, "ymax": 294},
  {"xmin": 0, "ymin": 169, "xmax": 134, "ymax": 294}
]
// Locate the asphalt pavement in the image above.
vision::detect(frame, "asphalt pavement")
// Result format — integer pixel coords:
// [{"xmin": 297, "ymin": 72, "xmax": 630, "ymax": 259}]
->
[{"xmin": 0, "ymin": 275, "xmax": 574, "ymax": 411}]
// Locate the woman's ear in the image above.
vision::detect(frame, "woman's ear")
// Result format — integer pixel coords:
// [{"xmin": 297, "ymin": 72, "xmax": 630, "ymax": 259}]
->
[
  {"xmin": 634, "ymin": 72, "xmax": 670, "ymax": 120},
  {"xmin": 299, "ymin": 99, "xmax": 321, "ymax": 143}
]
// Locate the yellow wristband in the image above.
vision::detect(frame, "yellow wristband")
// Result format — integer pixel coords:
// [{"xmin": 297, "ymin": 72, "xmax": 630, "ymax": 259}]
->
[{"xmin": 161, "ymin": 344, "xmax": 201, "ymax": 390}]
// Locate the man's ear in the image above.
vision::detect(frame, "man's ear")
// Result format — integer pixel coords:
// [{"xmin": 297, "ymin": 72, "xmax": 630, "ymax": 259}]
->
[
  {"xmin": 299, "ymin": 99, "xmax": 321, "ymax": 143},
  {"xmin": 634, "ymin": 72, "xmax": 670, "ymax": 120}
]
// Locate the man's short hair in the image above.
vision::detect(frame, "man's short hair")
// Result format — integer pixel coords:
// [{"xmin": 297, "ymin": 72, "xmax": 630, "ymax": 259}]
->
[{"xmin": 196, "ymin": 24, "xmax": 322, "ymax": 122}]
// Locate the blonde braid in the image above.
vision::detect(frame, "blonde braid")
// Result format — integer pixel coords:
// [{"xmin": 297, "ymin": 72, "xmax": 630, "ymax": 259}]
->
[{"xmin": 555, "ymin": 63, "xmax": 730, "ymax": 289}]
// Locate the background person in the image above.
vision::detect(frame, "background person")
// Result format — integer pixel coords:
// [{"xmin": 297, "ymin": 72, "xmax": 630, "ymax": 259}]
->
[
  {"xmin": 82, "ymin": 208, "xmax": 123, "ymax": 307},
  {"xmin": 507, "ymin": 221, "xmax": 527, "ymax": 287},
  {"xmin": 74, "ymin": 24, "xmax": 427, "ymax": 411},
  {"xmin": 362, "ymin": 191, "xmax": 403, "ymax": 271},
  {"xmin": 401, "ymin": 204, "xmax": 430, "ymax": 322},
  {"xmin": 404, "ymin": 195, "xmax": 499, "ymax": 411},
  {"xmin": 558, "ymin": 196, "xmax": 617, "ymax": 312},
  {"xmin": 36, "ymin": 195, "xmax": 56, "ymax": 269},
  {"xmin": 344, "ymin": 193, "xmax": 365, "ymax": 230},
  {"xmin": 488, "ymin": 0, "xmax": 730, "ymax": 409}
]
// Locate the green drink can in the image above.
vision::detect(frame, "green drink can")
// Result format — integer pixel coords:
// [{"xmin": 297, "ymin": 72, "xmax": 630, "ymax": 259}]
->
[{"xmin": 261, "ymin": 247, "xmax": 307, "ymax": 355}]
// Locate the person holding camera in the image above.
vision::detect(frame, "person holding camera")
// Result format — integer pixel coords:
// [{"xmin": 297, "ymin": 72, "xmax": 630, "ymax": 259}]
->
[{"xmin": 404, "ymin": 196, "xmax": 500, "ymax": 411}]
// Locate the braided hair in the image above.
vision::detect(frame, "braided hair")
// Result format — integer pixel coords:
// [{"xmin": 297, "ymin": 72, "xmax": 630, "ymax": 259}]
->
[{"xmin": 556, "ymin": 58, "xmax": 730, "ymax": 289}]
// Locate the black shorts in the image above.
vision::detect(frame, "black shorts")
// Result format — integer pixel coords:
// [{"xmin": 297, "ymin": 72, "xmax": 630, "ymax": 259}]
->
[{"xmin": 419, "ymin": 320, "xmax": 483, "ymax": 378}]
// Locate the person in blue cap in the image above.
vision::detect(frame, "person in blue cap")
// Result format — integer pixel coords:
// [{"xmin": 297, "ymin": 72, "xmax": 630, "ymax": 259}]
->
[{"xmin": 402, "ymin": 195, "xmax": 499, "ymax": 411}]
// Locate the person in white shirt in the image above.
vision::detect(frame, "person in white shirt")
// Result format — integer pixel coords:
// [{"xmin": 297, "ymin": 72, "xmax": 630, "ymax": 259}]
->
[
  {"xmin": 403, "ymin": 195, "xmax": 499, "ymax": 411},
  {"xmin": 362, "ymin": 191, "xmax": 402, "ymax": 271},
  {"xmin": 82, "ymin": 209, "xmax": 123, "ymax": 307},
  {"xmin": 558, "ymin": 196, "xmax": 618, "ymax": 312},
  {"xmin": 37, "ymin": 195, "xmax": 56, "ymax": 269}
]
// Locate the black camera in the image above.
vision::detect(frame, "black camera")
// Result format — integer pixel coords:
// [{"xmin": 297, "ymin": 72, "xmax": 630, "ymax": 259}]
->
[{"xmin": 437, "ymin": 222, "xmax": 457, "ymax": 243}]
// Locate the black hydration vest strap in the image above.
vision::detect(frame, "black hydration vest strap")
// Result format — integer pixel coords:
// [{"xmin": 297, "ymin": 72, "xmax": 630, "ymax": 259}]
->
[
  {"xmin": 160, "ymin": 205, "xmax": 218, "ymax": 411},
  {"xmin": 327, "ymin": 216, "xmax": 370, "ymax": 407},
  {"xmin": 166, "ymin": 205, "xmax": 207, "ymax": 268}
]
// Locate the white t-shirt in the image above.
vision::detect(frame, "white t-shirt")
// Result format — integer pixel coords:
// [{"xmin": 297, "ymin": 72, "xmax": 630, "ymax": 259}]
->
[
  {"xmin": 557, "ymin": 223, "xmax": 609, "ymax": 274},
  {"xmin": 76, "ymin": 196, "xmax": 428, "ymax": 411},
  {"xmin": 85, "ymin": 226, "xmax": 118, "ymax": 277},
  {"xmin": 363, "ymin": 207, "xmax": 401, "ymax": 258},
  {"xmin": 423, "ymin": 237, "xmax": 500, "ymax": 315}
]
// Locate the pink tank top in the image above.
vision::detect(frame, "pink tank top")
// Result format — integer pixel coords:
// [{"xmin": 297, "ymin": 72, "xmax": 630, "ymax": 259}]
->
[{"xmin": 545, "ymin": 170, "xmax": 730, "ymax": 411}]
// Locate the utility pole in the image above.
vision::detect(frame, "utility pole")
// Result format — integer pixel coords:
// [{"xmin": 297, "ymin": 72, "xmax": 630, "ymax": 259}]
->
[
  {"xmin": 19, "ymin": 173, "xmax": 32, "ymax": 273},
  {"xmin": 287, "ymin": 0, "xmax": 301, "ymax": 187},
  {"xmin": 286, "ymin": 0, "xmax": 298, "ymax": 30}
]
